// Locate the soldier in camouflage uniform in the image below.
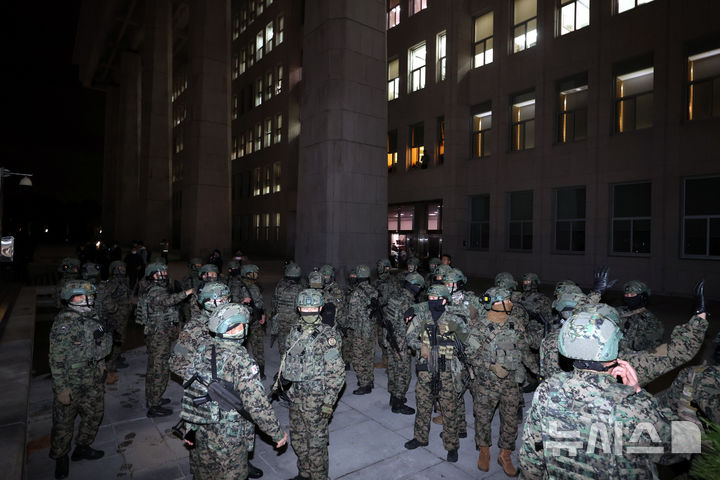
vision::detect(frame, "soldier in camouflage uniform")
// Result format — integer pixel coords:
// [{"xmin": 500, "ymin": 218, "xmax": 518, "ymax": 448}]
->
[
  {"xmin": 225, "ymin": 259, "xmax": 247, "ymax": 301},
  {"xmin": 539, "ymin": 291, "xmax": 589, "ymax": 380},
  {"xmin": 307, "ymin": 269, "xmax": 324, "ymax": 289},
  {"xmin": 181, "ymin": 257, "xmax": 204, "ymax": 324},
  {"xmin": 241, "ymin": 264, "xmax": 267, "ymax": 379},
  {"xmin": 383, "ymin": 272, "xmax": 424, "ymax": 415},
  {"xmin": 373, "ymin": 258, "xmax": 396, "ymax": 369},
  {"xmin": 189, "ymin": 264, "xmax": 221, "ymax": 319},
  {"xmin": 519, "ymin": 273, "xmax": 552, "ymax": 325},
  {"xmin": 661, "ymin": 364, "xmax": 719, "ymax": 425},
  {"xmin": 105, "ymin": 261, "xmax": 131, "ymax": 373},
  {"xmin": 82, "ymin": 262, "xmax": 119, "ymax": 383},
  {"xmin": 346, "ymin": 264, "xmax": 380, "ymax": 394},
  {"xmin": 425, "ymin": 257, "xmax": 442, "ymax": 287},
  {"xmin": 520, "ymin": 308, "xmax": 675, "ymax": 479},
  {"xmin": 618, "ymin": 280, "xmax": 664, "ymax": 353},
  {"xmin": 270, "ymin": 262, "xmax": 304, "ymax": 356},
  {"xmin": 55, "ymin": 257, "xmax": 81, "ymax": 309},
  {"xmin": 320, "ymin": 264, "xmax": 345, "ymax": 324},
  {"xmin": 280, "ymin": 289, "xmax": 345, "ymax": 480},
  {"xmin": 404, "ymin": 284, "xmax": 468, "ymax": 462},
  {"xmin": 463, "ymin": 287, "xmax": 537, "ymax": 475},
  {"xmin": 49, "ymin": 280, "xmax": 112, "ymax": 479},
  {"xmin": 138, "ymin": 262, "xmax": 193, "ymax": 417},
  {"xmin": 181, "ymin": 303, "xmax": 288, "ymax": 480}
]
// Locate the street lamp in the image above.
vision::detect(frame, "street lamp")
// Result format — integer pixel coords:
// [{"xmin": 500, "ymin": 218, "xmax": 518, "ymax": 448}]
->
[{"xmin": 0, "ymin": 167, "xmax": 33, "ymax": 261}]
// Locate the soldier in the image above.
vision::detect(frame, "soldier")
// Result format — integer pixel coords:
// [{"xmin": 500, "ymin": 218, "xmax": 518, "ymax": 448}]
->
[
  {"xmin": 138, "ymin": 262, "xmax": 193, "ymax": 417},
  {"xmin": 539, "ymin": 291, "xmax": 588, "ymax": 380},
  {"xmin": 319, "ymin": 264, "xmax": 345, "ymax": 324},
  {"xmin": 520, "ymin": 308, "xmax": 674, "ymax": 479},
  {"xmin": 404, "ymin": 284, "xmax": 468, "ymax": 463},
  {"xmin": 519, "ymin": 272, "xmax": 552, "ymax": 324},
  {"xmin": 346, "ymin": 264, "xmax": 380, "ymax": 394},
  {"xmin": 425, "ymin": 257, "xmax": 442, "ymax": 286},
  {"xmin": 181, "ymin": 257, "xmax": 204, "ymax": 324},
  {"xmin": 307, "ymin": 269, "xmax": 324, "ymax": 289},
  {"xmin": 280, "ymin": 289, "xmax": 345, "ymax": 480},
  {"xmin": 270, "ymin": 262, "xmax": 304, "ymax": 356},
  {"xmin": 181, "ymin": 303, "xmax": 288, "ymax": 479},
  {"xmin": 382, "ymin": 272, "xmax": 425, "ymax": 415},
  {"xmin": 464, "ymin": 287, "xmax": 537, "ymax": 476},
  {"xmin": 55, "ymin": 257, "xmax": 81, "ymax": 309},
  {"xmin": 105, "ymin": 260, "xmax": 131, "ymax": 373},
  {"xmin": 241, "ymin": 264, "xmax": 267, "ymax": 379},
  {"xmin": 49, "ymin": 280, "xmax": 112, "ymax": 479},
  {"xmin": 373, "ymin": 258, "xmax": 396, "ymax": 369},
  {"xmin": 660, "ymin": 363, "xmax": 719, "ymax": 426},
  {"xmin": 225, "ymin": 259, "xmax": 249, "ymax": 303},
  {"xmin": 618, "ymin": 280, "xmax": 664, "ymax": 352},
  {"xmin": 494, "ymin": 272, "xmax": 520, "ymax": 302}
]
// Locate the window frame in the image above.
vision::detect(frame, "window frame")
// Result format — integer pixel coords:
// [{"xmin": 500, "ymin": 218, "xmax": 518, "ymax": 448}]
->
[
  {"xmin": 557, "ymin": 74, "xmax": 588, "ymax": 143},
  {"xmin": 473, "ymin": 11, "xmax": 494, "ymax": 68},
  {"xmin": 387, "ymin": 0, "xmax": 401, "ymax": 29},
  {"xmin": 512, "ymin": 0, "xmax": 538, "ymax": 53},
  {"xmin": 388, "ymin": 58, "xmax": 400, "ymax": 101},
  {"xmin": 510, "ymin": 91, "xmax": 536, "ymax": 151},
  {"xmin": 687, "ymin": 48, "xmax": 720, "ymax": 121},
  {"xmin": 610, "ymin": 181, "xmax": 652, "ymax": 256},
  {"xmin": 615, "ymin": 66, "xmax": 654, "ymax": 134},
  {"xmin": 615, "ymin": 0, "xmax": 654, "ymax": 15},
  {"xmin": 408, "ymin": 42, "xmax": 427, "ymax": 93},
  {"xmin": 557, "ymin": 0, "xmax": 590, "ymax": 37},
  {"xmin": 472, "ymin": 105, "xmax": 492, "ymax": 158},
  {"xmin": 468, "ymin": 194, "xmax": 490, "ymax": 250},
  {"xmin": 681, "ymin": 175, "xmax": 720, "ymax": 259},
  {"xmin": 507, "ymin": 190, "xmax": 534, "ymax": 251},
  {"xmin": 437, "ymin": 31, "xmax": 447, "ymax": 82},
  {"xmin": 553, "ymin": 186, "xmax": 587, "ymax": 254}
]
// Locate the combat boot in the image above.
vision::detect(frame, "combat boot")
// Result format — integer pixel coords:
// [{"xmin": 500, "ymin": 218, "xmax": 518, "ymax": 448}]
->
[
  {"xmin": 477, "ymin": 446, "xmax": 490, "ymax": 471},
  {"xmin": 498, "ymin": 448, "xmax": 518, "ymax": 477},
  {"xmin": 147, "ymin": 405, "xmax": 173, "ymax": 417},
  {"xmin": 71, "ymin": 444, "xmax": 104, "ymax": 461},
  {"xmin": 352, "ymin": 384, "xmax": 372, "ymax": 395},
  {"xmin": 248, "ymin": 461, "xmax": 263, "ymax": 478},
  {"xmin": 404, "ymin": 438, "xmax": 428, "ymax": 449},
  {"xmin": 54, "ymin": 455, "xmax": 69, "ymax": 479},
  {"xmin": 446, "ymin": 449, "xmax": 458, "ymax": 462},
  {"xmin": 259, "ymin": 365, "xmax": 266, "ymax": 380},
  {"xmin": 390, "ymin": 396, "xmax": 415, "ymax": 415}
]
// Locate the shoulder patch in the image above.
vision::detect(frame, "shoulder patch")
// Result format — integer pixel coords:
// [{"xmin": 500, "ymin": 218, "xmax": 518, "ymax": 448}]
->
[
  {"xmin": 328, "ymin": 337, "xmax": 337, "ymax": 347},
  {"xmin": 250, "ymin": 364, "xmax": 259, "ymax": 376}
]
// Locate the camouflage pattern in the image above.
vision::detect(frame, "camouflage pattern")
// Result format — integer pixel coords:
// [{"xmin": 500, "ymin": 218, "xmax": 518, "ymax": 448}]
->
[
  {"xmin": 271, "ymin": 277, "xmax": 304, "ymax": 355},
  {"xmin": 55, "ymin": 270, "xmax": 80, "ymax": 309},
  {"xmin": 383, "ymin": 287, "xmax": 416, "ymax": 399},
  {"xmin": 181, "ymin": 265, "xmax": 203, "ymax": 324},
  {"xmin": 169, "ymin": 309, "xmax": 211, "ymax": 381},
  {"xmin": 405, "ymin": 305, "xmax": 468, "ymax": 451},
  {"xmin": 242, "ymin": 277, "xmax": 265, "ymax": 370},
  {"xmin": 558, "ymin": 310, "xmax": 623, "ymax": 362},
  {"xmin": 49, "ymin": 308, "xmax": 112, "ymax": 459},
  {"xmin": 105, "ymin": 272, "xmax": 131, "ymax": 370},
  {"xmin": 660, "ymin": 364, "xmax": 720, "ymax": 425},
  {"xmin": 519, "ymin": 290, "xmax": 553, "ymax": 323},
  {"xmin": 282, "ymin": 319, "xmax": 345, "ymax": 480},
  {"xmin": 346, "ymin": 280, "xmax": 380, "ymax": 387},
  {"xmin": 617, "ymin": 307, "xmax": 664, "ymax": 353},
  {"xmin": 539, "ymin": 329, "xmax": 567, "ymax": 380},
  {"xmin": 520, "ymin": 369, "xmax": 673, "ymax": 479},
  {"xmin": 373, "ymin": 271, "xmax": 397, "ymax": 364}
]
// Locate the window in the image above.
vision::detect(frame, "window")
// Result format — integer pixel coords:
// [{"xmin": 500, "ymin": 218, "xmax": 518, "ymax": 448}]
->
[
  {"xmin": 558, "ymin": 0, "xmax": 589, "ymax": 36},
  {"xmin": 276, "ymin": 65, "xmax": 283, "ymax": 95},
  {"xmin": 256, "ymin": 32, "xmax": 264, "ymax": 61},
  {"xmin": 469, "ymin": 195, "xmax": 490, "ymax": 249},
  {"xmin": 273, "ymin": 161, "xmax": 282, "ymax": 193},
  {"xmin": 616, "ymin": 0, "xmax": 653, "ymax": 14},
  {"xmin": 231, "ymin": 136, "xmax": 237, "ymax": 160},
  {"xmin": 388, "ymin": 58, "xmax": 400, "ymax": 101},
  {"xmin": 276, "ymin": 15, "xmax": 284, "ymax": 44},
  {"xmin": 612, "ymin": 182, "xmax": 651, "ymax": 255},
  {"xmin": 508, "ymin": 191, "xmax": 533, "ymax": 250},
  {"xmin": 264, "ymin": 213, "xmax": 271, "ymax": 240},
  {"xmin": 513, "ymin": 0, "xmax": 537, "ymax": 53},
  {"xmin": 388, "ymin": 206, "xmax": 415, "ymax": 231},
  {"xmin": 256, "ymin": 0, "xmax": 263, "ymax": 17},
  {"xmin": 247, "ymin": 129, "xmax": 254, "ymax": 154},
  {"xmin": 239, "ymin": 134, "xmax": 245, "ymax": 158},
  {"xmin": 253, "ymin": 168, "xmax": 261, "ymax": 196},
  {"xmin": 436, "ymin": 117, "xmax": 445, "ymax": 164},
  {"xmin": 241, "ymin": 8, "xmax": 247, "ymax": 33},
  {"xmin": 555, "ymin": 186, "xmax": 586, "ymax": 253},
  {"xmin": 408, "ymin": 42, "xmax": 426, "ymax": 92},
  {"xmin": 472, "ymin": 104, "xmax": 492, "ymax": 158},
  {"xmin": 557, "ymin": 74, "xmax": 588, "ymax": 143},
  {"xmin": 511, "ymin": 91, "xmax": 535, "ymax": 151},
  {"xmin": 265, "ymin": 118, "xmax": 272, "ymax": 146},
  {"xmin": 265, "ymin": 21, "xmax": 274, "ymax": 54},
  {"xmin": 688, "ymin": 48, "xmax": 720, "ymax": 120},
  {"xmin": 408, "ymin": 0, "xmax": 427, "ymax": 16},
  {"xmin": 387, "ymin": 130, "xmax": 398, "ymax": 170},
  {"xmin": 232, "ymin": 95, "xmax": 238, "ymax": 119},
  {"xmin": 255, "ymin": 123, "xmax": 262, "ymax": 150},
  {"xmin": 263, "ymin": 167, "xmax": 271, "ymax": 195},
  {"xmin": 683, "ymin": 176, "xmax": 720, "ymax": 258},
  {"xmin": 233, "ymin": 14, "xmax": 240, "ymax": 40},
  {"xmin": 274, "ymin": 213, "xmax": 281, "ymax": 241},
  {"xmin": 232, "ymin": 55, "xmax": 239, "ymax": 79},
  {"xmin": 254, "ymin": 214, "xmax": 261, "ymax": 239},
  {"xmin": 249, "ymin": 1, "xmax": 256, "ymax": 23},
  {"xmin": 615, "ymin": 66, "xmax": 653, "ymax": 133},
  {"xmin": 388, "ymin": 0, "xmax": 401, "ymax": 29},
  {"xmin": 248, "ymin": 41, "xmax": 255, "ymax": 67},
  {"xmin": 255, "ymin": 78, "xmax": 263, "ymax": 106},
  {"xmin": 265, "ymin": 71, "xmax": 273, "ymax": 101},
  {"xmin": 409, "ymin": 123, "xmax": 425, "ymax": 168},
  {"xmin": 428, "ymin": 203, "xmax": 442, "ymax": 231},
  {"xmin": 266, "ymin": 0, "xmax": 273, "ymax": 7},
  {"xmin": 275, "ymin": 113, "xmax": 283, "ymax": 143},
  {"xmin": 437, "ymin": 31, "xmax": 447, "ymax": 82},
  {"xmin": 240, "ymin": 49, "xmax": 247, "ymax": 75},
  {"xmin": 473, "ymin": 12, "xmax": 494, "ymax": 68}
]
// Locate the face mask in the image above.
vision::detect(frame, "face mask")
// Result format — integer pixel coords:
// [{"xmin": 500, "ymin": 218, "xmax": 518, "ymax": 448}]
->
[
  {"xmin": 522, "ymin": 282, "xmax": 533, "ymax": 292},
  {"xmin": 69, "ymin": 295, "xmax": 95, "ymax": 314},
  {"xmin": 624, "ymin": 295, "xmax": 645, "ymax": 309},
  {"xmin": 428, "ymin": 299, "xmax": 445, "ymax": 313},
  {"xmin": 405, "ymin": 282, "xmax": 421, "ymax": 295},
  {"xmin": 408, "ymin": 265, "xmax": 416, "ymax": 273},
  {"xmin": 300, "ymin": 311, "xmax": 321, "ymax": 325}
]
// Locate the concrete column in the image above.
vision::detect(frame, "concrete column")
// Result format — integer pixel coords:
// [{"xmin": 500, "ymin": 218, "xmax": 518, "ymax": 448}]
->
[
  {"xmin": 102, "ymin": 85, "xmax": 119, "ymax": 241},
  {"xmin": 182, "ymin": 0, "xmax": 231, "ymax": 257},
  {"xmin": 295, "ymin": 0, "xmax": 388, "ymax": 279},
  {"xmin": 116, "ymin": 51, "xmax": 142, "ymax": 245},
  {"xmin": 140, "ymin": 0, "xmax": 173, "ymax": 250}
]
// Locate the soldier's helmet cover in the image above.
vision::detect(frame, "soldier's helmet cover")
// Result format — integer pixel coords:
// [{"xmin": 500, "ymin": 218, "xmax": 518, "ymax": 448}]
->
[
  {"xmin": 558, "ymin": 310, "xmax": 622, "ymax": 362},
  {"xmin": 198, "ymin": 282, "xmax": 231, "ymax": 312},
  {"xmin": 208, "ymin": 303, "xmax": 251, "ymax": 340}
]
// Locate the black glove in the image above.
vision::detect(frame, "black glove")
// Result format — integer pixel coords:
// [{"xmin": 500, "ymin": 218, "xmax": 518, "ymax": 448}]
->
[
  {"xmin": 321, "ymin": 302, "xmax": 337, "ymax": 327},
  {"xmin": 93, "ymin": 327, "xmax": 105, "ymax": 345},
  {"xmin": 592, "ymin": 266, "xmax": 617, "ymax": 294},
  {"xmin": 693, "ymin": 280, "xmax": 706, "ymax": 315},
  {"xmin": 403, "ymin": 307, "xmax": 415, "ymax": 321}
]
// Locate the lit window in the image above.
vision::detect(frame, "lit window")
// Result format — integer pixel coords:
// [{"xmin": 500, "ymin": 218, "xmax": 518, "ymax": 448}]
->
[
  {"xmin": 683, "ymin": 176, "xmax": 720, "ymax": 258},
  {"xmin": 558, "ymin": 0, "xmax": 589, "ymax": 36},
  {"xmin": 436, "ymin": 117, "xmax": 445, "ymax": 164},
  {"xmin": 275, "ymin": 114, "xmax": 282, "ymax": 143},
  {"xmin": 241, "ymin": 8, "xmax": 247, "ymax": 33},
  {"xmin": 254, "ymin": 213, "xmax": 261, "ymax": 239},
  {"xmin": 266, "ymin": 0, "xmax": 273, "ymax": 7},
  {"xmin": 249, "ymin": 1, "xmax": 256, "ymax": 22},
  {"xmin": 232, "ymin": 95, "xmax": 238, "ymax": 120},
  {"xmin": 233, "ymin": 14, "xmax": 240, "ymax": 40},
  {"xmin": 428, "ymin": 203, "xmax": 442, "ymax": 231},
  {"xmin": 231, "ymin": 136, "xmax": 237, "ymax": 160},
  {"xmin": 274, "ymin": 213, "xmax": 280, "ymax": 241},
  {"xmin": 256, "ymin": 0, "xmax": 263, "ymax": 17},
  {"xmin": 239, "ymin": 134, "xmax": 245, "ymax": 158},
  {"xmin": 409, "ymin": 122, "xmax": 425, "ymax": 168},
  {"xmin": 266, "ymin": 71, "xmax": 273, "ymax": 101},
  {"xmin": 612, "ymin": 182, "xmax": 651, "ymax": 255},
  {"xmin": 253, "ymin": 168, "xmax": 261, "ymax": 197},
  {"xmin": 265, "ymin": 118, "xmax": 272, "ymax": 146},
  {"xmin": 555, "ymin": 187, "xmax": 586, "ymax": 253},
  {"xmin": 273, "ymin": 161, "xmax": 282, "ymax": 193},
  {"xmin": 255, "ymin": 123, "xmax": 262, "ymax": 150},
  {"xmin": 688, "ymin": 48, "xmax": 720, "ymax": 121},
  {"xmin": 400, "ymin": 206, "xmax": 414, "ymax": 230},
  {"xmin": 256, "ymin": 32, "xmax": 264, "ymax": 61},
  {"xmin": 276, "ymin": 15, "xmax": 284, "ymax": 44},
  {"xmin": 265, "ymin": 21, "xmax": 274, "ymax": 54},
  {"xmin": 468, "ymin": 195, "xmax": 490, "ymax": 250},
  {"xmin": 616, "ymin": 0, "xmax": 654, "ymax": 15},
  {"xmin": 240, "ymin": 49, "xmax": 246, "ymax": 75},
  {"xmin": 472, "ymin": 106, "xmax": 492, "ymax": 158},
  {"xmin": 388, "ymin": 59, "xmax": 400, "ymax": 101},
  {"xmin": 232, "ymin": 55, "xmax": 239, "ymax": 79},
  {"xmin": 408, "ymin": 42, "xmax": 426, "ymax": 93},
  {"xmin": 256, "ymin": 78, "xmax": 263, "ymax": 106},
  {"xmin": 264, "ymin": 167, "xmax": 271, "ymax": 195},
  {"xmin": 511, "ymin": 92, "xmax": 535, "ymax": 151},
  {"xmin": 513, "ymin": 0, "xmax": 537, "ymax": 53},
  {"xmin": 473, "ymin": 12, "xmax": 494, "ymax": 68},
  {"xmin": 247, "ymin": 129, "xmax": 254, "ymax": 155},
  {"xmin": 388, "ymin": 0, "xmax": 401, "ymax": 29},
  {"xmin": 557, "ymin": 74, "xmax": 588, "ymax": 143},
  {"xmin": 615, "ymin": 66, "xmax": 653, "ymax": 133},
  {"xmin": 248, "ymin": 41, "xmax": 255, "ymax": 67},
  {"xmin": 387, "ymin": 130, "xmax": 398, "ymax": 170},
  {"xmin": 437, "ymin": 31, "xmax": 447, "ymax": 82},
  {"xmin": 408, "ymin": 0, "xmax": 427, "ymax": 16},
  {"xmin": 508, "ymin": 191, "xmax": 533, "ymax": 250},
  {"xmin": 276, "ymin": 65, "xmax": 283, "ymax": 94}
]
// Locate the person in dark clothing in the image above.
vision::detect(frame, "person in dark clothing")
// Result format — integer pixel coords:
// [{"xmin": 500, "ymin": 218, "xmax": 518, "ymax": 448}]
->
[{"xmin": 124, "ymin": 243, "xmax": 144, "ymax": 292}]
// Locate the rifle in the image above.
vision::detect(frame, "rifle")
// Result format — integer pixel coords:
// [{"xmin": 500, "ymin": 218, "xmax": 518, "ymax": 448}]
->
[
  {"xmin": 267, "ymin": 371, "xmax": 293, "ymax": 404},
  {"xmin": 370, "ymin": 298, "xmax": 401, "ymax": 354},
  {"xmin": 424, "ymin": 322, "xmax": 442, "ymax": 409},
  {"xmin": 452, "ymin": 332, "xmax": 474, "ymax": 399},
  {"xmin": 245, "ymin": 298, "xmax": 264, "ymax": 326}
]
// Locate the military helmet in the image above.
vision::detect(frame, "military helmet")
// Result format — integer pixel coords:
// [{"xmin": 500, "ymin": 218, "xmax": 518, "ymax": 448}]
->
[
  {"xmin": 482, "ymin": 287, "xmax": 512, "ymax": 310},
  {"xmin": 241, "ymin": 264, "xmax": 260, "ymax": 277},
  {"xmin": 623, "ymin": 280, "xmax": 651, "ymax": 297},
  {"xmin": 58, "ymin": 257, "xmax": 81, "ymax": 274},
  {"xmin": 405, "ymin": 272, "xmax": 425, "ymax": 288},
  {"xmin": 428, "ymin": 257, "xmax": 442, "ymax": 270},
  {"xmin": 188, "ymin": 257, "xmax": 204, "ymax": 268},
  {"xmin": 522, "ymin": 272, "xmax": 540, "ymax": 287},
  {"xmin": 376, "ymin": 258, "xmax": 392, "ymax": 273},
  {"xmin": 227, "ymin": 259, "xmax": 241, "ymax": 271},
  {"xmin": 554, "ymin": 280, "xmax": 579, "ymax": 297},
  {"xmin": 208, "ymin": 303, "xmax": 251, "ymax": 340},
  {"xmin": 199, "ymin": 264, "xmax": 219, "ymax": 275},
  {"xmin": 82, "ymin": 262, "xmax": 101, "ymax": 279},
  {"xmin": 494, "ymin": 272, "xmax": 517, "ymax": 290},
  {"xmin": 427, "ymin": 284, "xmax": 451, "ymax": 300},
  {"xmin": 435, "ymin": 264, "xmax": 453, "ymax": 279},
  {"xmin": 308, "ymin": 270, "xmax": 324, "ymax": 288},
  {"xmin": 145, "ymin": 262, "xmax": 168, "ymax": 278},
  {"xmin": 442, "ymin": 269, "xmax": 464, "ymax": 286},
  {"xmin": 558, "ymin": 310, "xmax": 622, "ymax": 361},
  {"xmin": 296, "ymin": 288, "xmax": 325, "ymax": 309},
  {"xmin": 407, "ymin": 257, "xmax": 420, "ymax": 272},
  {"xmin": 60, "ymin": 280, "xmax": 97, "ymax": 303},
  {"xmin": 319, "ymin": 264, "xmax": 335, "ymax": 280},
  {"xmin": 198, "ymin": 282, "xmax": 231, "ymax": 312},
  {"xmin": 575, "ymin": 303, "xmax": 620, "ymax": 326},
  {"xmin": 552, "ymin": 292, "xmax": 587, "ymax": 314},
  {"xmin": 284, "ymin": 262, "xmax": 302, "ymax": 278},
  {"xmin": 109, "ymin": 260, "xmax": 126, "ymax": 275},
  {"xmin": 355, "ymin": 264, "xmax": 371, "ymax": 279}
]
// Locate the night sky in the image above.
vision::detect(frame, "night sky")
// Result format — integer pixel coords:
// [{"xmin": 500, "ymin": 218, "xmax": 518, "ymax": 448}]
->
[{"xmin": 1, "ymin": 1, "xmax": 105, "ymax": 245}]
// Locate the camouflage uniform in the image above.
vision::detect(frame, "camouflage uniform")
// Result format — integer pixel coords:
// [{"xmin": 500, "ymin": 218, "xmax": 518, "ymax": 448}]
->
[
  {"xmin": 519, "ymin": 290, "xmax": 553, "ymax": 328},
  {"xmin": 227, "ymin": 274, "xmax": 249, "ymax": 304},
  {"xmin": 55, "ymin": 273, "xmax": 79, "ymax": 309},
  {"xmin": 373, "ymin": 271, "xmax": 396, "ymax": 362},
  {"xmin": 346, "ymin": 279, "xmax": 379, "ymax": 388},
  {"xmin": 383, "ymin": 286, "xmax": 416, "ymax": 401},
  {"xmin": 242, "ymin": 277, "xmax": 265, "ymax": 372},
  {"xmin": 660, "ymin": 364, "xmax": 720, "ymax": 425},
  {"xmin": 140, "ymin": 283, "xmax": 189, "ymax": 407},
  {"xmin": 49, "ymin": 308, "xmax": 112, "ymax": 459},
  {"xmin": 271, "ymin": 278, "xmax": 304, "ymax": 356},
  {"xmin": 181, "ymin": 267, "xmax": 202, "ymax": 324},
  {"xmin": 283, "ymin": 320, "xmax": 345, "ymax": 480},
  {"xmin": 105, "ymin": 274, "xmax": 131, "ymax": 370},
  {"xmin": 169, "ymin": 309, "xmax": 211, "ymax": 381},
  {"xmin": 617, "ymin": 307, "xmax": 664, "ymax": 353}
]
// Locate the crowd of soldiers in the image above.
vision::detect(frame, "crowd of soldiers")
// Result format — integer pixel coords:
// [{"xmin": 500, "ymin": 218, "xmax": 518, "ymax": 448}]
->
[{"xmin": 48, "ymin": 250, "xmax": 719, "ymax": 479}]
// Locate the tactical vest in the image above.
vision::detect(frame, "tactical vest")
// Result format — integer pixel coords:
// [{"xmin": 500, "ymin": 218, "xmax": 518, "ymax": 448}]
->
[
  {"xmin": 146, "ymin": 285, "xmax": 180, "ymax": 327},
  {"xmin": 347, "ymin": 282, "xmax": 377, "ymax": 334},
  {"xmin": 135, "ymin": 288, "xmax": 149, "ymax": 326},
  {"xmin": 57, "ymin": 310, "xmax": 113, "ymax": 367},
  {"xmin": 276, "ymin": 281, "xmax": 302, "ymax": 315},
  {"xmin": 478, "ymin": 318, "xmax": 524, "ymax": 381},
  {"xmin": 281, "ymin": 325, "xmax": 330, "ymax": 382}
]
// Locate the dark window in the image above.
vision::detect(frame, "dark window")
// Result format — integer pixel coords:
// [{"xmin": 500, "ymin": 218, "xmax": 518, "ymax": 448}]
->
[
  {"xmin": 612, "ymin": 182, "xmax": 651, "ymax": 254},
  {"xmin": 469, "ymin": 195, "xmax": 490, "ymax": 250},
  {"xmin": 683, "ymin": 176, "xmax": 720, "ymax": 258},
  {"xmin": 555, "ymin": 186, "xmax": 586, "ymax": 253},
  {"xmin": 508, "ymin": 191, "xmax": 533, "ymax": 250}
]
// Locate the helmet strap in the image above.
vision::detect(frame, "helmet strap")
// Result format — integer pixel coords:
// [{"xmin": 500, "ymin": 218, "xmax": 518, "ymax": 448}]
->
[{"xmin": 573, "ymin": 360, "xmax": 617, "ymax": 372}]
